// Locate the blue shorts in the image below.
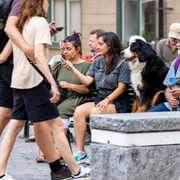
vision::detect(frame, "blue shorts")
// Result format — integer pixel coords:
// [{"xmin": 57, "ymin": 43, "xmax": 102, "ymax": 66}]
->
[
  {"xmin": 0, "ymin": 61, "xmax": 13, "ymax": 108},
  {"xmin": 11, "ymin": 82, "xmax": 60, "ymax": 123}
]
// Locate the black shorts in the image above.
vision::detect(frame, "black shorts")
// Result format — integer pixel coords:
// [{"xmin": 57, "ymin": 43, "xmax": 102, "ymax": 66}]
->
[
  {"xmin": 11, "ymin": 82, "xmax": 60, "ymax": 123},
  {"xmin": 0, "ymin": 61, "xmax": 13, "ymax": 108}
]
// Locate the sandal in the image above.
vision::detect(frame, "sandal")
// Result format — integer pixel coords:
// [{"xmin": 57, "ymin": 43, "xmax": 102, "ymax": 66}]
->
[{"xmin": 36, "ymin": 155, "xmax": 46, "ymax": 163}]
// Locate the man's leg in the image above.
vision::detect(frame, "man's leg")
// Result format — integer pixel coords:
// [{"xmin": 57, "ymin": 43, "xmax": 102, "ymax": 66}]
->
[
  {"xmin": 0, "ymin": 107, "xmax": 12, "ymax": 136},
  {"xmin": 0, "ymin": 119, "xmax": 26, "ymax": 176},
  {"xmin": 147, "ymin": 103, "xmax": 170, "ymax": 112},
  {"xmin": 0, "ymin": 62, "xmax": 13, "ymax": 137}
]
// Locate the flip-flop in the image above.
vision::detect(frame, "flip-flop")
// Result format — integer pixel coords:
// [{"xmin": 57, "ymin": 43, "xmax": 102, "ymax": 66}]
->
[
  {"xmin": 36, "ymin": 155, "xmax": 46, "ymax": 163},
  {"xmin": 25, "ymin": 136, "xmax": 35, "ymax": 142}
]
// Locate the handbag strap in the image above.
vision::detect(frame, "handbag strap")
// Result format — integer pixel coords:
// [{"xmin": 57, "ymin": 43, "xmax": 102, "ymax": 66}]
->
[
  {"xmin": 26, "ymin": 55, "xmax": 49, "ymax": 81},
  {"xmin": 175, "ymin": 57, "xmax": 180, "ymax": 75}
]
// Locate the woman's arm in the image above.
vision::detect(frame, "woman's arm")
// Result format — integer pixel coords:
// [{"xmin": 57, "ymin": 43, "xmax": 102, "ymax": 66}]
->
[
  {"xmin": 63, "ymin": 61, "xmax": 95, "ymax": 86},
  {"xmin": 0, "ymin": 40, "xmax": 13, "ymax": 64},
  {"xmin": 107, "ymin": 82, "xmax": 127, "ymax": 101},
  {"xmin": 35, "ymin": 44, "xmax": 60, "ymax": 103},
  {"xmin": 96, "ymin": 82, "xmax": 127, "ymax": 112},
  {"xmin": 59, "ymin": 81, "xmax": 89, "ymax": 94}
]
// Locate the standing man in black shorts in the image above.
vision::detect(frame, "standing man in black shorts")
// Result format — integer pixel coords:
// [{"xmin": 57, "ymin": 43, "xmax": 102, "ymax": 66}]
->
[{"xmin": 0, "ymin": 0, "xmax": 34, "ymax": 136}]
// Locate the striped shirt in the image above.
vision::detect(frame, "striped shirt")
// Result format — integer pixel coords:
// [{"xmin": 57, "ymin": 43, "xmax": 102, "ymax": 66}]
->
[{"xmin": 7, "ymin": 0, "xmax": 21, "ymax": 64}]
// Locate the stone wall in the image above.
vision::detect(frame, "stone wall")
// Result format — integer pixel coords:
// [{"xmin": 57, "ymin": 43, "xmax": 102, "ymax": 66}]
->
[{"xmin": 90, "ymin": 112, "xmax": 180, "ymax": 180}]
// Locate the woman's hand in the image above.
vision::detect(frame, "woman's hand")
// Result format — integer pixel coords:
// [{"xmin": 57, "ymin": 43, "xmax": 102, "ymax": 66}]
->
[
  {"xmin": 49, "ymin": 21, "xmax": 58, "ymax": 36},
  {"xmin": 62, "ymin": 60, "xmax": 75, "ymax": 72},
  {"xmin": 96, "ymin": 98, "xmax": 109, "ymax": 112},
  {"xmin": 50, "ymin": 83, "xmax": 60, "ymax": 103},
  {"xmin": 59, "ymin": 81, "xmax": 71, "ymax": 89}
]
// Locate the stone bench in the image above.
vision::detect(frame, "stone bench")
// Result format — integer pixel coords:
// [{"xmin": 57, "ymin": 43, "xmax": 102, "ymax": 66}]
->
[{"xmin": 90, "ymin": 112, "xmax": 180, "ymax": 180}]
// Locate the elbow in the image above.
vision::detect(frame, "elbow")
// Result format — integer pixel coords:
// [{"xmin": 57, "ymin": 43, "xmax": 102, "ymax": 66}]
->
[
  {"xmin": 84, "ymin": 82, "xmax": 91, "ymax": 87},
  {"xmin": 4, "ymin": 25, "xmax": 10, "ymax": 36},
  {"xmin": 0, "ymin": 58, "xmax": 7, "ymax": 64}
]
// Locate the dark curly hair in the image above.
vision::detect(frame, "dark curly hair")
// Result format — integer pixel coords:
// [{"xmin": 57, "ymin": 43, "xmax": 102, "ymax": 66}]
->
[{"xmin": 99, "ymin": 32, "xmax": 124, "ymax": 75}]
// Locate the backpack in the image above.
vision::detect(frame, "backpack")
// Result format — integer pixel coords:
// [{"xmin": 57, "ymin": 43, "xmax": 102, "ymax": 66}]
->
[{"xmin": 0, "ymin": 0, "xmax": 14, "ymax": 53}]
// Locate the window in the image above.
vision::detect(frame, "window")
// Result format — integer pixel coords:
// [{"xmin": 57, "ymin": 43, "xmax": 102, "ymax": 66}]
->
[
  {"xmin": 140, "ymin": 0, "xmax": 155, "ymax": 43},
  {"xmin": 117, "ymin": 0, "xmax": 155, "ymax": 45},
  {"xmin": 122, "ymin": 0, "xmax": 137, "ymax": 44},
  {"xmin": 48, "ymin": 0, "xmax": 81, "ymax": 49}
]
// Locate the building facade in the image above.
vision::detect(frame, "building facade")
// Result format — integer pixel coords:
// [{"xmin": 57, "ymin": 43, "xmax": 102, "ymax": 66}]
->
[{"xmin": 47, "ymin": 0, "xmax": 180, "ymax": 60}]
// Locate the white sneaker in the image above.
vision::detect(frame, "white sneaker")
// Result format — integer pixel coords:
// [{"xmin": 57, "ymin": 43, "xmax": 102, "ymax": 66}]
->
[
  {"xmin": 72, "ymin": 166, "xmax": 90, "ymax": 179},
  {"xmin": 1, "ymin": 174, "xmax": 15, "ymax": 180}
]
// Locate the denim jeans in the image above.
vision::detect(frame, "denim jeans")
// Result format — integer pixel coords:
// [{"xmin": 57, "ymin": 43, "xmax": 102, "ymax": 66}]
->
[{"xmin": 147, "ymin": 103, "xmax": 170, "ymax": 112}]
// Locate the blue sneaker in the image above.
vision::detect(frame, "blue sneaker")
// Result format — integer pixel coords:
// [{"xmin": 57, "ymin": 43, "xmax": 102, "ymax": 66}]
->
[
  {"xmin": 85, "ymin": 156, "xmax": 90, "ymax": 165},
  {"xmin": 73, "ymin": 149, "xmax": 87, "ymax": 164}
]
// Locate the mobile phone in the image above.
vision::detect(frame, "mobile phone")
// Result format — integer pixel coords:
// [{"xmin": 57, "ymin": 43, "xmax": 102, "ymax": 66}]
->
[
  {"xmin": 60, "ymin": 58, "xmax": 73, "ymax": 70},
  {"xmin": 51, "ymin": 27, "xmax": 65, "ymax": 31},
  {"xmin": 54, "ymin": 55, "xmax": 73, "ymax": 70}
]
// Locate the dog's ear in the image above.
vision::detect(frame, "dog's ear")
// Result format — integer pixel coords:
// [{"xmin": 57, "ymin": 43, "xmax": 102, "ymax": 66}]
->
[{"xmin": 139, "ymin": 42, "xmax": 156, "ymax": 63}]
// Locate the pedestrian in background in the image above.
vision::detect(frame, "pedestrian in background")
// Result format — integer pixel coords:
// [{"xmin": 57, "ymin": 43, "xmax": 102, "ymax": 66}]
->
[{"xmin": 157, "ymin": 23, "xmax": 180, "ymax": 68}]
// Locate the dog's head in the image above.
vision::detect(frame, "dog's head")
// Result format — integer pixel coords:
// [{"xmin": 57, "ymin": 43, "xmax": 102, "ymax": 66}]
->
[{"xmin": 121, "ymin": 38, "xmax": 156, "ymax": 64}]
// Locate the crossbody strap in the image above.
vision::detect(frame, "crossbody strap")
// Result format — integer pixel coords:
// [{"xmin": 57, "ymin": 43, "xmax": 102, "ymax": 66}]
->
[{"xmin": 26, "ymin": 55, "xmax": 49, "ymax": 81}]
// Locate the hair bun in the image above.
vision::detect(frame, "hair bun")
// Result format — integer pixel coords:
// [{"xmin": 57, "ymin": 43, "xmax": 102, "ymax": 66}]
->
[{"xmin": 72, "ymin": 31, "xmax": 82, "ymax": 39}]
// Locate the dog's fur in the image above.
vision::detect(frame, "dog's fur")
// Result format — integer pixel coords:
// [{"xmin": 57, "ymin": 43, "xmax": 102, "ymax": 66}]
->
[{"xmin": 121, "ymin": 37, "xmax": 169, "ymax": 112}]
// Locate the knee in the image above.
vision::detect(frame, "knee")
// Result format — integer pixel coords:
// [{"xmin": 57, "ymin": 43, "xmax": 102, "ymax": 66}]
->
[
  {"xmin": 90, "ymin": 107, "xmax": 100, "ymax": 115},
  {"xmin": 0, "ymin": 110, "xmax": 12, "ymax": 125},
  {"xmin": 9, "ymin": 120, "xmax": 24, "ymax": 133},
  {"xmin": 73, "ymin": 106, "xmax": 84, "ymax": 123},
  {"xmin": 48, "ymin": 117, "xmax": 64, "ymax": 132}
]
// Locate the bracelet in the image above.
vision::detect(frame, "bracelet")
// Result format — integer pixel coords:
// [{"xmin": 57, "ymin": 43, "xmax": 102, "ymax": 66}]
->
[{"xmin": 106, "ymin": 96, "xmax": 111, "ymax": 103}]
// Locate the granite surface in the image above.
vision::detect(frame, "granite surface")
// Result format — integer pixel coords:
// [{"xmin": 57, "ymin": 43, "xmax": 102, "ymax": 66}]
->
[
  {"xmin": 90, "ymin": 143, "xmax": 180, "ymax": 180},
  {"xmin": 90, "ymin": 112, "xmax": 180, "ymax": 132}
]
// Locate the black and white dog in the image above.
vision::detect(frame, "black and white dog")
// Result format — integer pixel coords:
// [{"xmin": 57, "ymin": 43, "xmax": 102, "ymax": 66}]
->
[{"xmin": 121, "ymin": 36, "xmax": 169, "ymax": 112}]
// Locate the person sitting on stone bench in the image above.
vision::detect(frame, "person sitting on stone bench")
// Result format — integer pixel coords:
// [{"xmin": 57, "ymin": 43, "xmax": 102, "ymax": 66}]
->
[
  {"xmin": 147, "ymin": 39, "xmax": 180, "ymax": 112},
  {"xmin": 62, "ymin": 32, "xmax": 131, "ymax": 165},
  {"xmin": 36, "ymin": 31, "xmax": 95, "ymax": 162}
]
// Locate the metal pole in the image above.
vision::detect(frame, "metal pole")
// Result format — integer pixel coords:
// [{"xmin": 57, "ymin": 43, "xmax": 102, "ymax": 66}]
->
[{"xmin": 158, "ymin": 0, "xmax": 163, "ymax": 40}]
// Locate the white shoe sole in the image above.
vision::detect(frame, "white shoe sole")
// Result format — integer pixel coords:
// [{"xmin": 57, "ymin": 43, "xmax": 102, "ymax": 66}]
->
[{"xmin": 76, "ymin": 156, "xmax": 88, "ymax": 165}]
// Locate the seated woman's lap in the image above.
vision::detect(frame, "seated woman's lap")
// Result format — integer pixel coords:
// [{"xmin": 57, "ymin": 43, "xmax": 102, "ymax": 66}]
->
[
  {"xmin": 147, "ymin": 103, "xmax": 170, "ymax": 112},
  {"xmin": 91, "ymin": 103, "xmax": 117, "ymax": 115}
]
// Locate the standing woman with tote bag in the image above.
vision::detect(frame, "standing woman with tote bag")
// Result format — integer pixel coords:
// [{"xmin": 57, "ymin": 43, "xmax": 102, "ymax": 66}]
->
[{"xmin": 0, "ymin": 0, "xmax": 90, "ymax": 179}]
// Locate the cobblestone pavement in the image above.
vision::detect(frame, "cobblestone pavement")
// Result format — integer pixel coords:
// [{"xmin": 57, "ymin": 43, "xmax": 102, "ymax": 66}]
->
[{"xmin": 0, "ymin": 124, "xmax": 91, "ymax": 180}]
